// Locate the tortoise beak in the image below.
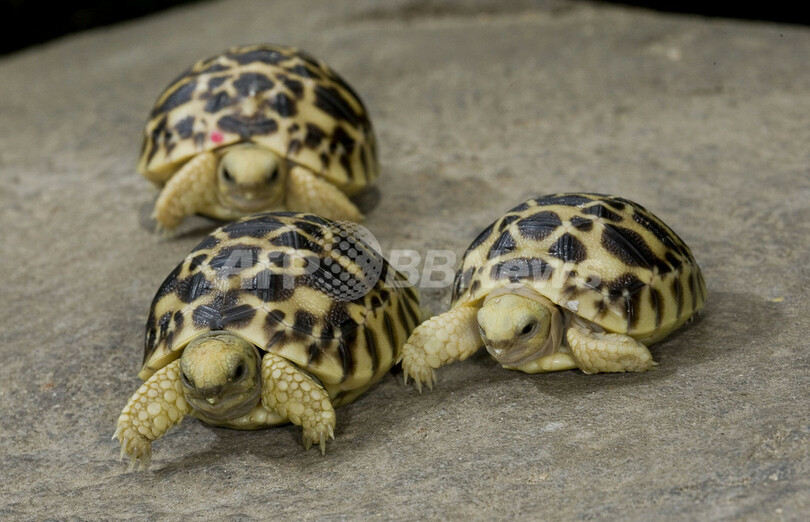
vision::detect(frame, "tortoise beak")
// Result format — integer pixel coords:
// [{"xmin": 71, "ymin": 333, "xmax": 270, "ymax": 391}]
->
[
  {"xmin": 199, "ymin": 385, "xmax": 223, "ymax": 401},
  {"xmin": 484, "ymin": 340, "xmax": 533, "ymax": 367}
]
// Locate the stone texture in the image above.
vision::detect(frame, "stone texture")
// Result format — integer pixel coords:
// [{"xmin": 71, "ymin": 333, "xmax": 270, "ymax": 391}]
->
[{"xmin": 1, "ymin": 0, "xmax": 808, "ymax": 518}]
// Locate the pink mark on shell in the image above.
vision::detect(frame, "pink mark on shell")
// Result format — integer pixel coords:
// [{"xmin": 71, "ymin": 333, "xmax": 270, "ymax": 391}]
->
[{"xmin": 210, "ymin": 131, "xmax": 224, "ymax": 144}]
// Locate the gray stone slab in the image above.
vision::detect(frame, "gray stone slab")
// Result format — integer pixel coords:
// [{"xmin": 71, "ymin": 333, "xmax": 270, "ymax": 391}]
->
[{"xmin": 1, "ymin": 0, "xmax": 808, "ymax": 519}]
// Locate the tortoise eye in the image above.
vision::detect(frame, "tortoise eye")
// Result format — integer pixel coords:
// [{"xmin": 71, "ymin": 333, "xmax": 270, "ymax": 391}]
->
[
  {"xmin": 233, "ymin": 362, "xmax": 247, "ymax": 381},
  {"xmin": 222, "ymin": 167, "xmax": 235, "ymax": 182},
  {"xmin": 520, "ymin": 321, "xmax": 537, "ymax": 337},
  {"xmin": 180, "ymin": 371, "xmax": 192, "ymax": 387},
  {"xmin": 267, "ymin": 168, "xmax": 280, "ymax": 182}
]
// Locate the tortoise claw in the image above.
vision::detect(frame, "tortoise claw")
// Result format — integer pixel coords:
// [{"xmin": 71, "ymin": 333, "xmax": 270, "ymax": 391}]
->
[{"xmin": 114, "ymin": 426, "xmax": 152, "ymax": 471}]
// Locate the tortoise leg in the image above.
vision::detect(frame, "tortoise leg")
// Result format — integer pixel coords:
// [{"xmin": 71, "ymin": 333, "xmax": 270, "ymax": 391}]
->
[
  {"xmin": 113, "ymin": 360, "xmax": 191, "ymax": 470},
  {"xmin": 286, "ymin": 166, "xmax": 363, "ymax": 222},
  {"xmin": 565, "ymin": 321, "xmax": 657, "ymax": 374},
  {"xmin": 152, "ymin": 151, "xmax": 219, "ymax": 232},
  {"xmin": 399, "ymin": 305, "xmax": 481, "ymax": 392},
  {"xmin": 260, "ymin": 352, "xmax": 336, "ymax": 454}
]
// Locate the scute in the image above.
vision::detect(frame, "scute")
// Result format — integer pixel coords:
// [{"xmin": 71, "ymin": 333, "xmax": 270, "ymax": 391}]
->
[
  {"xmin": 138, "ymin": 44, "xmax": 378, "ymax": 194},
  {"xmin": 141, "ymin": 213, "xmax": 421, "ymax": 405},
  {"xmin": 452, "ymin": 193, "xmax": 707, "ymax": 343}
]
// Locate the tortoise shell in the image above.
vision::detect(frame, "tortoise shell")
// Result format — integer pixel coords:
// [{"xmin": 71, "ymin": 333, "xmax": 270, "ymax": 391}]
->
[
  {"xmin": 138, "ymin": 44, "xmax": 378, "ymax": 194},
  {"xmin": 451, "ymin": 193, "xmax": 707, "ymax": 344},
  {"xmin": 141, "ymin": 212, "xmax": 420, "ymax": 405}
]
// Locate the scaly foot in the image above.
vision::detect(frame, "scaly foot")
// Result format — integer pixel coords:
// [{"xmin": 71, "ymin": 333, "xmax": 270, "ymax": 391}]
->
[
  {"xmin": 399, "ymin": 305, "xmax": 481, "ymax": 392},
  {"xmin": 261, "ymin": 352, "xmax": 336, "ymax": 454},
  {"xmin": 566, "ymin": 320, "xmax": 657, "ymax": 374},
  {"xmin": 113, "ymin": 360, "xmax": 191, "ymax": 470}
]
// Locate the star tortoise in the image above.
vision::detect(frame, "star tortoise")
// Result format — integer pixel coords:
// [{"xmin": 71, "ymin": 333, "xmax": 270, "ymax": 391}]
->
[
  {"xmin": 401, "ymin": 193, "xmax": 707, "ymax": 390},
  {"xmin": 138, "ymin": 44, "xmax": 378, "ymax": 231},
  {"xmin": 114, "ymin": 212, "xmax": 420, "ymax": 468}
]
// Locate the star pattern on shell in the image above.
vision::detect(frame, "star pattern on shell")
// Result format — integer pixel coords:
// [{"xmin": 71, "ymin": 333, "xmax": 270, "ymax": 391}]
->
[{"xmin": 452, "ymin": 193, "xmax": 707, "ymax": 343}]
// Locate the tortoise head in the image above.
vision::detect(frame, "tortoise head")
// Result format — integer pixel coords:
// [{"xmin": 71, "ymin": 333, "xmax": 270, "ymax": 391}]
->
[
  {"xmin": 179, "ymin": 331, "xmax": 262, "ymax": 421},
  {"xmin": 477, "ymin": 288, "xmax": 564, "ymax": 370},
  {"xmin": 216, "ymin": 144, "xmax": 287, "ymax": 211}
]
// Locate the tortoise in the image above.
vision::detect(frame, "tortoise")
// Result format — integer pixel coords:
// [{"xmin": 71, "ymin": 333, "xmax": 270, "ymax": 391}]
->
[
  {"xmin": 138, "ymin": 44, "xmax": 378, "ymax": 231},
  {"xmin": 114, "ymin": 212, "xmax": 421, "ymax": 469},
  {"xmin": 400, "ymin": 193, "xmax": 707, "ymax": 390}
]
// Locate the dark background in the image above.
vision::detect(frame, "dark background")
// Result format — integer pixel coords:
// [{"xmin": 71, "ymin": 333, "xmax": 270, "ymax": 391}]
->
[
  {"xmin": 1, "ymin": 1, "xmax": 806, "ymax": 56},
  {"xmin": 1, "ymin": 0, "xmax": 204, "ymax": 55}
]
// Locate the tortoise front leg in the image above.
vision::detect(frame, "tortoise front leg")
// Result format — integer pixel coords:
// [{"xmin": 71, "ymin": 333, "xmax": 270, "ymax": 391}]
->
[
  {"xmin": 565, "ymin": 321, "xmax": 657, "ymax": 374},
  {"xmin": 399, "ymin": 305, "xmax": 481, "ymax": 392},
  {"xmin": 113, "ymin": 360, "xmax": 191, "ymax": 470},
  {"xmin": 286, "ymin": 166, "xmax": 363, "ymax": 222},
  {"xmin": 152, "ymin": 151, "xmax": 220, "ymax": 232},
  {"xmin": 260, "ymin": 352, "xmax": 336, "ymax": 454}
]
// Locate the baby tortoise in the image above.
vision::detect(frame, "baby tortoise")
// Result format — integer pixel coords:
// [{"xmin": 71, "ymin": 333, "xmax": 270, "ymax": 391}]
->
[
  {"xmin": 401, "ymin": 193, "xmax": 706, "ymax": 390},
  {"xmin": 138, "ymin": 44, "xmax": 378, "ymax": 231},
  {"xmin": 115, "ymin": 213, "xmax": 420, "ymax": 468}
]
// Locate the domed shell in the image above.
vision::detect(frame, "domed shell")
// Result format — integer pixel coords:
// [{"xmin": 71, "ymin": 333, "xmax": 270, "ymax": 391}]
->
[
  {"xmin": 138, "ymin": 44, "xmax": 378, "ymax": 194},
  {"xmin": 141, "ymin": 213, "xmax": 420, "ymax": 404},
  {"xmin": 452, "ymin": 193, "xmax": 707, "ymax": 344}
]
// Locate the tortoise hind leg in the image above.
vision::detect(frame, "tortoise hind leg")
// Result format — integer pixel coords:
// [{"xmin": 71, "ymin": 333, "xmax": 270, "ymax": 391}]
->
[
  {"xmin": 113, "ymin": 359, "xmax": 191, "ymax": 470},
  {"xmin": 260, "ymin": 352, "xmax": 336, "ymax": 454},
  {"xmin": 565, "ymin": 320, "xmax": 657, "ymax": 374},
  {"xmin": 399, "ymin": 305, "xmax": 481, "ymax": 392}
]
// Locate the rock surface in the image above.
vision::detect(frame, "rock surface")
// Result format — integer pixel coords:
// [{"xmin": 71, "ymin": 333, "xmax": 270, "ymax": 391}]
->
[{"xmin": 1, "ymin": 0, "xmax": 808, "ymax": 518}]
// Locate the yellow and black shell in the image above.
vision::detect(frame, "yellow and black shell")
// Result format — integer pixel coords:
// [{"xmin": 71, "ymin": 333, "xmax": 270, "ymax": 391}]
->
[
  {"xmin": 138, "ymin": 44, "xmax": 378, "ymax": 195},
  {"xmin": 452, "ymin": 193, "xmax": 707, "ymax": 344},
  {"xmin": 141, "ymin": 213, "xmax": 420, "ymax": 406}
]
